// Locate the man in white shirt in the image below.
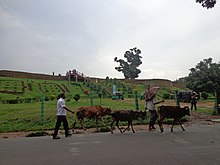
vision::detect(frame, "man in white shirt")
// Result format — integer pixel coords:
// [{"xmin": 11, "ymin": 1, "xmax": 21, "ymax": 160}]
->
[{"xmin": 53, "ymin": 93, "xmax": 74, "ymax": 139}]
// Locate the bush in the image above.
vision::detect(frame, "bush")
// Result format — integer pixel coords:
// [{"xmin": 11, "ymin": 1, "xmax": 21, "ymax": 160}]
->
[
  {"xmin": 73, "ymin": 94, "xmax": 80, "ymax": 102},
  {"xmin": 127, "ymin": 94, "xmax": 134, "ymax": 98},
  {"xmin": 201, "ymin": 92, "xmax": 208, "ymax": 100},
  {"xmin": 98, "ymin": 92, "xmax": 102, "ymax": 98},
  {"xmin": 25, "ymin": 98, "xmax": 32, "ymax": 103},
  {"xmin": 9, "ymin": 99, "xmax": 18, "ymax": 104},
  {"xmin": 66, "ymin": 98, "xmax": 71, "ymax": 102},
  {"xmin": 50, "ymin": 95, "xmax": 56, "ymax": 101},
  {"xmin": 44, "ymin": 96, "xmax": 50, "ymax": 101},
  {"xmin": 163, "ymin": 93, "xmax": 170, "ymax": 99}
]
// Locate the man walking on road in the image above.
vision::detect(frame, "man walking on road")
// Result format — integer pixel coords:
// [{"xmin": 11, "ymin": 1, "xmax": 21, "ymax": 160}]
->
[
  {"xmin": 145, "ymin": 85, "xmax": 164, "ymax": 131},
  {"xmin": 53, "ymin": 93, "xmax": 74, "ymax": 139}
]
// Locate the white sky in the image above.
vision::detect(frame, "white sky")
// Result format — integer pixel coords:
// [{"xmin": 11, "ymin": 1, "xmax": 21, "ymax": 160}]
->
[{"xmin": 0, "ymin": 0, "xmax": 220, "ymax": 81}]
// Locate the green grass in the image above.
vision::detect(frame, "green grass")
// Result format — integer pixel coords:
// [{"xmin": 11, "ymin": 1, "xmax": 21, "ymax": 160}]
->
[
  {"xmin": 0, "ymin": 76, "xmax": 189, "ymax": 102},
  {"xmin": 0, "ymin": 77, "xmax": 90, "ymax": 100},
  {"xmin": 0, "ymin": 79, "xmax": 22, "ymax": 92}
]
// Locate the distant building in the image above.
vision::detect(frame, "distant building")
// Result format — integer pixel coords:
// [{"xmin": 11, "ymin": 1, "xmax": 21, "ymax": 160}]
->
[{"xmin": 66, "ymin": 69, "xmax": 87, "ymax": 82}]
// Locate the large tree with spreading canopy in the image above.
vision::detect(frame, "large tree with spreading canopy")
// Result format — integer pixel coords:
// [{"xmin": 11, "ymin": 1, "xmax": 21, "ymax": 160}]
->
[
  {"xmin": 196, "ymin": 0, "xmax": 217, "ymax": 9},
  {"xmin": 185, "ymin": 58, "xmax": 220, "ymax": 93},
  {"xmin": 114, "ymin": 47, "xmax": 142, "ymax": 79}
]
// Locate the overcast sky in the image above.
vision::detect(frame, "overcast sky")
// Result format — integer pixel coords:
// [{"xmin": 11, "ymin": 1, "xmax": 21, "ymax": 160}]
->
[{"xmin": 0, "ymin": 0, "xmax": 220, "ymax": 81}]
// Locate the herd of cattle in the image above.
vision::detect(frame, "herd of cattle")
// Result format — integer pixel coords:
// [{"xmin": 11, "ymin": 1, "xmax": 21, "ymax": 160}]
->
[{"xmin": 72, "ymin": 105, "xmax": 190, "ymax": 133}]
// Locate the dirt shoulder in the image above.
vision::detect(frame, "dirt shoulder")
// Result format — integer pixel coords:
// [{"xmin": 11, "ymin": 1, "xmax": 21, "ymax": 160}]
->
[{"xmin": 1, "ymin": 112, "xmax": 220, "ymax": 139}]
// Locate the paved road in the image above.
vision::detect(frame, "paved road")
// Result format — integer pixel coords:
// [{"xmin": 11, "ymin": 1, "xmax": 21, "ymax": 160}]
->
[{"xmin": 0, "ymin": 124, "xmax": 220, "ymax": 165}]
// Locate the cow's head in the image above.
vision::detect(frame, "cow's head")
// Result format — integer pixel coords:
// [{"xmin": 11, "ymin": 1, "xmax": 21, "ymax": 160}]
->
[
  {"xmin": 104, "ymin": 107, "xmax": 112, "ymax": 115},
  {"xmin": 139, "ymin": 110, "xmax": 147, "ymax": 119},
  {"xmin": 184, "ymin": 106, "xmax": 190, "ymax": 116}
]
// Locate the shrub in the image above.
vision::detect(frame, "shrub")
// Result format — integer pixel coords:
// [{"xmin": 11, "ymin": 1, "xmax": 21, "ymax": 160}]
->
[
  {"xmin": 9, "ymin": 99, "xmax": 18, "ymax": 104},
  {"xmin": 127, "ymin": 94, "xmax": 133, "ymax": 98},
  {"xmin": 163, "ymin": 93, "xmax": 170, "ymax": 99},
  {"xmin": 127, "ymin": 86, "xmax": 133, "ymax": 94},
  {"xmin": 44, "ymin": 96, "xmax": 50, "ymax": 101},
  {"xmin": 201, "ymin": 92, "xmax": 208, "ymax": 100},
  {"xmin": 25, "ymin": 98, "xmax": 32, "ymax": 103},
  {"xmin": 98, "ymin": 92, "xmax": 102, "ymax": 98},
  {"xmin": 73, "ymin": 94, "xmax": 80, "ymax": 102},
  {"xmin": 50, "ymin": 95, "xmax": 56, "ymax": 101}
]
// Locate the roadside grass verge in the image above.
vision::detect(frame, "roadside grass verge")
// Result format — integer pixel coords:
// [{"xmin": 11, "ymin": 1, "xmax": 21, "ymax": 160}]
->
[{"xmin": 0, "ymin": 99, "xmax": 215, "ymax": 133}]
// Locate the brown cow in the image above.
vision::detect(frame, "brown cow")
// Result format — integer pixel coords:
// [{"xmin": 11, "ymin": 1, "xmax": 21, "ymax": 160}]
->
[
  {"xmin": 157, "ymin": 105, "xmax": 190, "ymax": 132},
  {"xmin": 110, "ymin": 110, "xmax": 146, "ymax": 134},
  {"xmin": 72, "ymin": 105, "xmax": 111, "ymax": 131}
]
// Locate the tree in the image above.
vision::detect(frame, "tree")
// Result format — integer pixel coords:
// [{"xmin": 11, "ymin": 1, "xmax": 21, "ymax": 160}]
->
[
  {"xmin": 185, "ymin": 58, "xmax": 220, "ymax": 93},
  {"xmin": 114, "ymin": 47, "xmax": 142, "ymax": 79},
  {"xmin": 196, "ymin": 0, "xmax": 217, "ymax": 9}
]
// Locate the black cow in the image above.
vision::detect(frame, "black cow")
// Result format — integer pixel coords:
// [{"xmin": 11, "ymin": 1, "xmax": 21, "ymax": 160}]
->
[
  {"xmin": 110, "ymin": 110, "xmax": 146, "ymax": 134},
  {"xmin": 157, "ymin": 105, "xmax": 190, "ymax": 132}
]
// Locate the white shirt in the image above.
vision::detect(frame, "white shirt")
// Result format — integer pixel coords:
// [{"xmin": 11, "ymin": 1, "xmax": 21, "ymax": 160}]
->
[
  {"xmin": 57, "ymin": 98, "xmax": 66, "ymax": 116},
  {"xmin": 146, "ymin": 96, "xmax": 156, "ymax": 111}
]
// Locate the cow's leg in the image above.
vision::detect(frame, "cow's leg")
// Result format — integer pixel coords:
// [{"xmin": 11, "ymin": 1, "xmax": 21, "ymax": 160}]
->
[
  {"xmin": 110, "ymin": 119, "xmax": 115, "ymax": 134},
  {"xmin": 123, "ymin": 121, "xmax": 131, "ymax": 133},
  {"xmin": 116, "ymin": 120, "xmax": 123, "ymax": 133},
  {"xmin": 158, "ymin": 116, "xmax": 165, "ymax": 132},
  {"xmin": 72, "ymin": 120, "xmax": 77, "ymax": 131},
  {"xmin": 79, "ymin": 118, "xmax": 86, "ymax": 130},
  {"xmin": 95, "ymin": 117, "xmax": 99, "ymax": 131},
  {"xmin": 177, "ymin": 119, "xmax": 185, "ymax": 131},
  {"xmin": 130, "ymin": 121, "xmax": 135, "ymax": 133},
  {"xmin": 171, "ymin": 118, "xmax": 177, "ymax": 132}
]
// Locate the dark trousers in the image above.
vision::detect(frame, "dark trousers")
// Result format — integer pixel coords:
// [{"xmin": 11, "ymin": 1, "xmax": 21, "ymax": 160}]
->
[
  {"xmin": 53, "ymin": 116, "xmax": 69, "ymax": 137},
  {"xmin": 149, "ymin": 110, "xmax": 158, "ymax": 128},
  {"xmin": 191, "ymin": 101, "xmax": 197, "ymax": 111}
]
